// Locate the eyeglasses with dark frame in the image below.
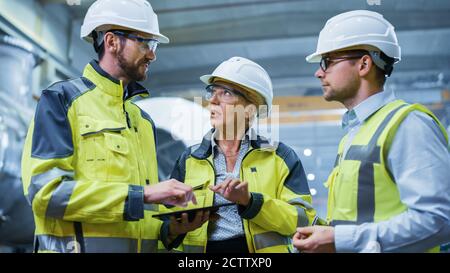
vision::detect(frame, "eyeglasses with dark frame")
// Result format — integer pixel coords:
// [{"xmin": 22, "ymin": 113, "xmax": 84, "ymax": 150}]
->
[{"xmin": 319, "ymin": 55, "xmax": 365, "ymax": 72}]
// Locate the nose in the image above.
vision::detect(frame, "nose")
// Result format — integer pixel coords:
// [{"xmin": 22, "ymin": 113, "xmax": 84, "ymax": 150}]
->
[
  {"xmin": 146, "ymin": 49, "xmax": 156, "ymax": 62},
  {"xmin": 315, "ymin": 67, "xmax": 324, "ymax": 79},
  {"xmin": 209, "ymin": 92, "xmax": 220, "ymax": 104}
]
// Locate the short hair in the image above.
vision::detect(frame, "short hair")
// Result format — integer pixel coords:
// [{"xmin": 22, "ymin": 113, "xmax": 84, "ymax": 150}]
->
[
  {"xmin": 97, "ymin": 43, "xmax": 106, "ymax": 60},
  {"xmin": 242, "ymin": 88, "xmax": 266, "ymax": 108},
  {"xmin": 94, "ymin": 30, "xmax": 129, "ymax": 61},
  {"xmin": 374, "ymin": 65, "xmax": 387, "ymax": 86},
  {"xmin": 91, "ymin": 31, "xmax": 105, "ymax": 60},
  {"xmin": 340, "ymin": 49, "xmax": 387, "ymax": 87}
]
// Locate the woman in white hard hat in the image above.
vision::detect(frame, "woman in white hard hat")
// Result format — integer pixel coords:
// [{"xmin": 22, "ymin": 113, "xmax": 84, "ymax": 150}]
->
[{"xmin": 161, "ymin": 57, "xmax": 319, "ymax": 253}]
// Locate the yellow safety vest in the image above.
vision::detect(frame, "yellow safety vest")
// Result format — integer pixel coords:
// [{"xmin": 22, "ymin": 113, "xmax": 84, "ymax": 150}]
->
[
  {"xmin": 325, "ymin": 99, "xmax": 448, "ymax": 252},
  {"xmin": 21, "ymin": 60, "xmax": 162, "ymax": 252}
]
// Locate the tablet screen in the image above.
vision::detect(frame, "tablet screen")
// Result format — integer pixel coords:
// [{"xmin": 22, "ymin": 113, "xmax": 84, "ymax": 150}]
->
[{"xmin": 152, "ymin": 203, "xmax": 235, "ymax": 221}]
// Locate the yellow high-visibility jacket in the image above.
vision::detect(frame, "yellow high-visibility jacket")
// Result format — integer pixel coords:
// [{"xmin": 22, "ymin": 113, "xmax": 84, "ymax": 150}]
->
[
  {"xmin": 163, "ymin": 129, "xmax": 319, "ymax": 253},
  {"xmin": 21, "ymin": 60, "xmax": 162, "ymax": 253}
]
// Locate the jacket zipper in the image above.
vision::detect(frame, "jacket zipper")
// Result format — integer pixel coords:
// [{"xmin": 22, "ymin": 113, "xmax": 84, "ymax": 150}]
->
[
  {"xmin": 204, "ymin": 158, "xmax": 216, "ymax": 253},
  {"xmin": 123, "ymin": 103, "xmax": 131, "ymax": 129},
  {"xmin": 123, "ymin": 100, "xmax": 144, "ymax": 253}
]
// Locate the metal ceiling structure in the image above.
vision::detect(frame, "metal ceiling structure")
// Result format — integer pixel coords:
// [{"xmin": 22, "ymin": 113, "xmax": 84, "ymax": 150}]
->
[{"xmin": 38, "ymin": 0, "xmax": 450, "ymax": 97}]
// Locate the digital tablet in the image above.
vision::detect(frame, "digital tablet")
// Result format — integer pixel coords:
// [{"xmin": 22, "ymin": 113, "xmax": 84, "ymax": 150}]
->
[{"xmin": 152, "ymin": 203, "xmax": 235, "ymax": 221}]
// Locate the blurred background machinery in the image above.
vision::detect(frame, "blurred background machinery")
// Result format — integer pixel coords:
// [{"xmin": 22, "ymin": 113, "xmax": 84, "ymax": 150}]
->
[
  {"xmin": 135, "ymin": 97, "xmax": 211, "ymax": 179},
  {"xmin": 0, "ymin": 35, "xmax": 38, "ymax": 251},
  {"xmin": 0, "ymin": 0, "xmax": 449, "ymax": 251}
]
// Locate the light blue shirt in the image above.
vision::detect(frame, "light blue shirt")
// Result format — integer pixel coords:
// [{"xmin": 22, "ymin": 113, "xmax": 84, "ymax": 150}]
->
[
  {"xmin": 335, "ymin": 90, "xmax": 450, "ymax": 252},
  {"xmin": 208, "ymin": 130, "xmax": 250, "ymax": 241}
]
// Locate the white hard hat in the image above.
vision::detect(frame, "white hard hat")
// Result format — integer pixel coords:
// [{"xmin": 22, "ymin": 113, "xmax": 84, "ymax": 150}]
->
[
  {"xmin": 200, "ymin": 57, "xmax": 273, "ymax": 118},
  {"xmin": 81, "ymin": 0, "xmax": 169, "ymax": 44},
  {"xmin": 306, "ymin": 10, "xmax": 400, "ymax": 66}
]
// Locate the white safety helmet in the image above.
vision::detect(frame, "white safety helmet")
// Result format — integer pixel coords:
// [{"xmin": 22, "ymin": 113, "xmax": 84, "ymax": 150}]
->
[
  {"xmin": 306, "ymin": 10, "xmax": 400, "ymax": 76},
  {"xmin": 200, "ymin": 57, "xmax": 273, "ymax": 118},
  {"xmin": 81, "ymin": 0, "xmax": 169, "ymax": 44}
]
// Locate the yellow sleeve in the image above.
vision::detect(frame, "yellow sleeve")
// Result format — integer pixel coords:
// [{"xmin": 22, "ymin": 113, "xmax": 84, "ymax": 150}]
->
[{"xmin": 21, "ymin": 89, "xmax": 143, "ymax": 224}]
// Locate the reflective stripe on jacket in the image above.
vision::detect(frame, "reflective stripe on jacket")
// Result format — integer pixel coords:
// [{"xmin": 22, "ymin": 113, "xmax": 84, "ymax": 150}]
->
[
  {"xmin": 22, "ymin": 60, "xmax": 161, "ymax": 253},
  {"xmin": 166, "ymin": 129, "xmax": 318, "ymax": 253},
  {"xmin": 325, "ymin": 99, "xmax": 448, "ymax": 253}
]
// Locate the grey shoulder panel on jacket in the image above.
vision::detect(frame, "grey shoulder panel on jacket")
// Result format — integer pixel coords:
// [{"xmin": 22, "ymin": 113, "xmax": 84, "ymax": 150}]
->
[
  {"xmin": 170, "ymin": 143, "xmax": 203, "ymax": 182},
  {"xmin": 275, "ymin": 142, "xmax": 310, "ymax": 195},
  {"xmin": 31, "ymin": 77, "xmax": 95, "ymax": 159},
  {"xmin": 45, "ymin": 77, "xmax": 96, "ymax": 110}
]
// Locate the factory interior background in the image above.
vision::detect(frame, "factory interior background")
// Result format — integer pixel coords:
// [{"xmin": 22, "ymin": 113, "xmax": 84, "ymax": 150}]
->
[{"xmin": 0, "ymin": 0, "xmax": 449, "ymax": 252}]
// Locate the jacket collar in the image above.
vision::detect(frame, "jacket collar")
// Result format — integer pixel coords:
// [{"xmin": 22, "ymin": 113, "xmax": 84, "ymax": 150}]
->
[
  {"xmin": 83, "ymin": 60, "xmax": 150, "ymax": 100},
  {"xmin": 191, "ymin": 128, "xmax": 278, "ymax": 159}
]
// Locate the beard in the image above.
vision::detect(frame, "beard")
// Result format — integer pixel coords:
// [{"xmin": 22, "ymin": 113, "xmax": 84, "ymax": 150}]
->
[
  {"xmin": 117, "ymin": 48, "xmax": 148, "ymax": 82},
  {"xmin": 323, "ymin": 75, "xmax": 360, "ymax": 103}
]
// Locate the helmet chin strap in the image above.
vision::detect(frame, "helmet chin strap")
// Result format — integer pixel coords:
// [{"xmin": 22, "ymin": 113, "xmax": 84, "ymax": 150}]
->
[
  {"xmin": 92, "ymin": 31, "xmax": 105, "ymax": 53},
  {"xmin": 368, "ymin": 50, "xmax": 397, "ymax": 77}
]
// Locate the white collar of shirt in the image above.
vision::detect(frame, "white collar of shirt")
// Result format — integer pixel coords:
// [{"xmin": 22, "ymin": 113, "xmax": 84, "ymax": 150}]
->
[{"xmin": 341, "ymin": 90, "xmax": 397, "ymax": 131}]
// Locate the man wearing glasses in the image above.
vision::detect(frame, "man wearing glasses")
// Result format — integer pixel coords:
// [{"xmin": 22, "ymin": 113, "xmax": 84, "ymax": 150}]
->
[
  {"xmin": 293, "ymin": 10, "xmax": 450, "ymax": 252},
  {"xmin": 21, "ymin": 0, "xmax": 200, "ymax": 253}
]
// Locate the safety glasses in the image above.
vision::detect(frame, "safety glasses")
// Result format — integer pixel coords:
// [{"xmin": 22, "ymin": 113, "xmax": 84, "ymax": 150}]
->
[
  {"xmin": 320, "ymin": 55, "xmax": 365, "ymax": 72},
  {"xmin": 111, "ymin": 30, "xmax": 159, "ymax": 53},
  {"xmin": 204, "ymin": 84, "xmax": 246, "ymax": 103}
]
